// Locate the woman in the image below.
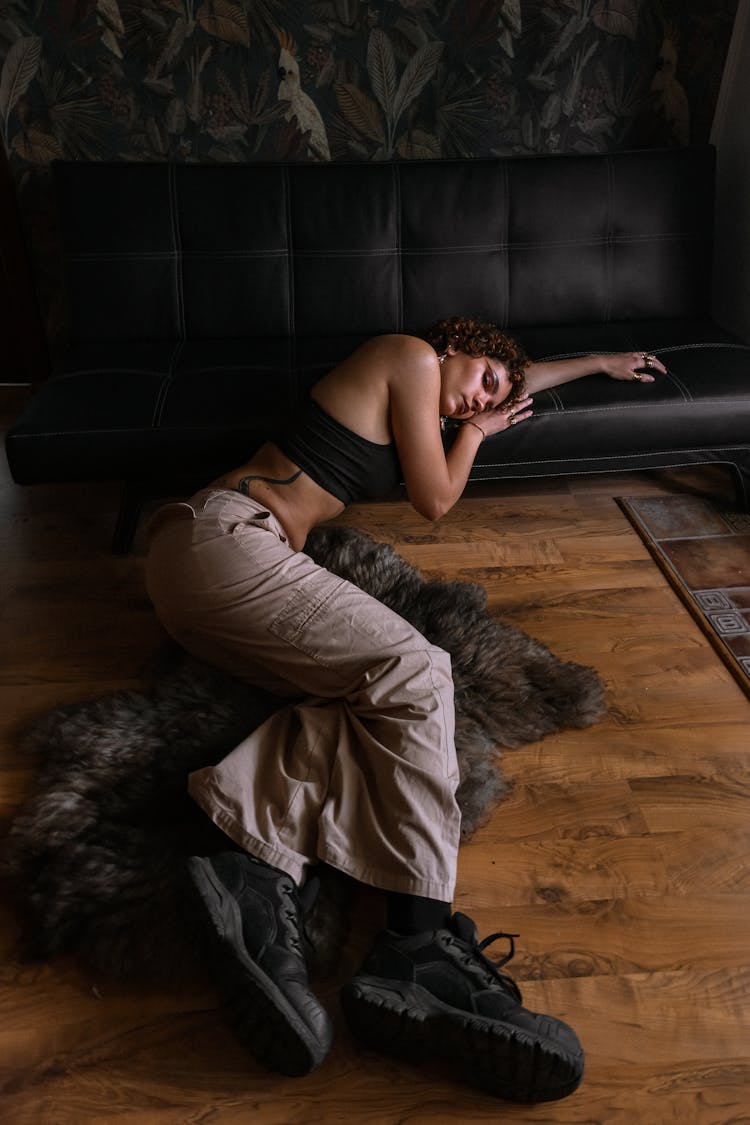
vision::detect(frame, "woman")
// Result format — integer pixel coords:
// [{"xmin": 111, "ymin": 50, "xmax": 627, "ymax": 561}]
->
[{"xmin": 145, "ymin": 318, "xmax": 665, "ymax": 1104}]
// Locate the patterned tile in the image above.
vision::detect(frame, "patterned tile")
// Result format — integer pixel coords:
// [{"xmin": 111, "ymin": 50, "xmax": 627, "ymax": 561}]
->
[
  {"xmin": 618, "ymin": 496, "xmax": 750, "ymax": 699},
  {"xmin": 659, "ymin": 535, "xmax": 750, "ymax": 591}
]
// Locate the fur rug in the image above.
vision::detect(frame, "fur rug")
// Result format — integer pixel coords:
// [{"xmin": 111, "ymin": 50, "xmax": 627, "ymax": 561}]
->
[{"xmin": 4, "ymin": 525, "xmax": 606, "ymax": 982}]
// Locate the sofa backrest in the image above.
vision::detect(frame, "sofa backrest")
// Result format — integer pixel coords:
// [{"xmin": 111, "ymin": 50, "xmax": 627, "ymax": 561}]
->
[{"xmin": 53, "ymin": 145, "xmax": 715, "ymax": 343}]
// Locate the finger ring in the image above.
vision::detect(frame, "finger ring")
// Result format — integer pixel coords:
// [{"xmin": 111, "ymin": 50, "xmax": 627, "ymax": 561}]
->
[
  {"xmin": 509, "ymin": 416, "xmax": 517, "ymax": 424},
  {"xmin": 632, "ymin": 372, "xmax": 642, "ymax": 382}
]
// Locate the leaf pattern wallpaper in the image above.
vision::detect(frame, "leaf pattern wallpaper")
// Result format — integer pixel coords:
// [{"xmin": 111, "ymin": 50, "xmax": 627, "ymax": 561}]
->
[{"xmin": 0, "ymin": 0, "xmax": 739, "ymax": 353}]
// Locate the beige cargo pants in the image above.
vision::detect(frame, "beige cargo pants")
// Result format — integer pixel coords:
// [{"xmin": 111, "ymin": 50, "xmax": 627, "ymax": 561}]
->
[{"xmin": 145, "ymin": 488, "xmax": 461, "ymax": 900}]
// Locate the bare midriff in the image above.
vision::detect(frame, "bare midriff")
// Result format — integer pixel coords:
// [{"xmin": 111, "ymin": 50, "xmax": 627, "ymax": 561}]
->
[{"xmin": 210, "ymin": 441, "xmax": 345, "ymax": 552}]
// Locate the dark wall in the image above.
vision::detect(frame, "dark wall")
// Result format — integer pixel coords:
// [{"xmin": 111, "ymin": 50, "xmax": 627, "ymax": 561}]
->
[{"xmin": 0, "ymin": 0, "xmax": 739, "ymax": 365}]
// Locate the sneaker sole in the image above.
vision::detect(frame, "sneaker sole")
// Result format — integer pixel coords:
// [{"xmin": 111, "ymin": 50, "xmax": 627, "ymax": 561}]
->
[
  {"xmin": 187, "ymin": 856, "xmax": 333, "ymax": 1076},
  {"xmin": 341, "ymin": 977, "xmax": 584, "ymax": 1103}
]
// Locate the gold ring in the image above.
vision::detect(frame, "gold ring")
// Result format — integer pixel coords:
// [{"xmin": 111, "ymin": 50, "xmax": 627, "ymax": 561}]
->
[{"xmin": 632, "ymin": 372, "xmax": 642, "ymax": 382}]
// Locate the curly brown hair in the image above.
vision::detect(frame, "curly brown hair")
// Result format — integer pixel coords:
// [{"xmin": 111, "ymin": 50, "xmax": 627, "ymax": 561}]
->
[{"xmin": 424, "ymin": 316, "xmax": 529, "ymax": 408}]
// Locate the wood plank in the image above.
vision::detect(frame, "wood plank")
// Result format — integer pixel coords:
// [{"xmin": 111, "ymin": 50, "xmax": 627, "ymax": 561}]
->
[{"xmin": 2, "ymin": 438, "xmax": 749, "ymax": 1121}]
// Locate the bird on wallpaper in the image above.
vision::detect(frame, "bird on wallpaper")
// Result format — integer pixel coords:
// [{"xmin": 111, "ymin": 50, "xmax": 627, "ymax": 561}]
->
[
  {"xmin": 651, "ymin": 25, "xmax": 690, "ymax": 146},
  {"xmin": 277, "ymin": 31, "xmax": 331, "ymax": 161}
]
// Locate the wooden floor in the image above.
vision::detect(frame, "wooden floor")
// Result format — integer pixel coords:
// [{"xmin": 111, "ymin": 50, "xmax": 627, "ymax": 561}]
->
[{"xmin": 2, "ymin": 398, "xmax": 749, "ymax": 1122}]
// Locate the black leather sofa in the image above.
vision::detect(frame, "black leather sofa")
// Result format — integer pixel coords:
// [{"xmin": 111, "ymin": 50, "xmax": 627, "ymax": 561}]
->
[{"xmin": 5, "ymin": 144, "xmax": 750, "ymax": 551}]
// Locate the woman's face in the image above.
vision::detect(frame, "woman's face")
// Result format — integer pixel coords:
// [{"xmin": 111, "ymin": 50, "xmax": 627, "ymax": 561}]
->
[{"xmin": 438, "ymin": 349, "xmax": 513, "ymax": 419}]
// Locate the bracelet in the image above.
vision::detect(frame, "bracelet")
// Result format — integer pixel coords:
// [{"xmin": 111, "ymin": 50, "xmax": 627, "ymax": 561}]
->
[{"xmin": 463, "ymin": 420, "xmax": 486, "ymax": 442}]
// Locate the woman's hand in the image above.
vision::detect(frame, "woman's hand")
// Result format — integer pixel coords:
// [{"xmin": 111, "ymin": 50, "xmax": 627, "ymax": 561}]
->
[
  {"xmin": 465, "ymin": 393, "xmax": 534, "ymax": 439},
  {"xmin": 525, "ymin": 350, "xmax": 668, "ymax": 394},
  {"xmin": 597, "ymin": 351, "xmax": 668, "ymax": 383}
]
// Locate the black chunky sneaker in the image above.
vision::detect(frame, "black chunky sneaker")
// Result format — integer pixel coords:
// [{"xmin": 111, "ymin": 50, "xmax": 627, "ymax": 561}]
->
[
  {"xmin": 340, "ymin": 912, "xmax": 584, "ymax": 1103},
  {"xmin": 186, "ymin": 852, "xmax": 334, "ymax": 1076}
]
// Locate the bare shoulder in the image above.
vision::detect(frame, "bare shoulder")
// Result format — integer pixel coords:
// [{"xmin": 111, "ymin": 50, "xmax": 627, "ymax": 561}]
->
[
  {"xmin": 363, "ymin": 333, "xmax": 437, "ymax": 367},
  {"xmin": 310, "ymin": 334, "xmax": 438, "ymax": 441},
  {"xmin": 327, "ymin": 333, "xmax": 438, "ymax": 392},
  {"xmin": 355, "ymin": 335, "xmax": 440, "ymax": 393}
]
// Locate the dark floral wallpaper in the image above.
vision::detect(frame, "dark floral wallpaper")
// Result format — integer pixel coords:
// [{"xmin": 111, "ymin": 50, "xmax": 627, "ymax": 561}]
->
[{"xmin": 0, "ymin": 0, "xmax": 739, "ymax": 355}]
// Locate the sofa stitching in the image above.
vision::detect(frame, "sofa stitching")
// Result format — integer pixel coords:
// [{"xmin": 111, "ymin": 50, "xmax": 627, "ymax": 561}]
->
[
  {"xmin": 283, "ymin": 165, "xmax": 297, "ymax": 399},
  {"xmin": 13, "ymin": 436, "xmax": 748, "ymax": 455},
  {"xmin": 663, "ymin": 370, "xmax": 692, "ymax": 401},
  {"xmin": 534, "ymin": 344, "xmax": 745, "ymax": 406},
  {"xmin": 283, "ymin": 165, "xmax": 294, "ymax": 341},
  {"xmin": 655, "ymin": 342, "xmax": 750, "ymax": 352},
  {"xmin": 604, "ymin": 154, "xmax": 613, "ymax": 324},
  {"xmin": 501, "ymin": 161, "xmax": 509, "ymax": 327},
  {"xmin": 49, "ymin": 368, "xmax": 169, "ymax": 380},
  {"xmin": 67, "ymin": 251, "xmax": 179, "ymax": 261},
  {"xmin": 151, "ymin": 376, "xmax": 171, "ymax": 428},
  {"xmin": 168, "ymin": 165, "xmax": 184, "ymax": 341},
  {"xmin": 63, "ymin": 233, "xmax": 701, "ymax": 261},
  {"xmin": 42, "ymin": 371, "xmax": 748, "ymax": 406},
  {"xmin": 532, "ymin": 344, "xmax": 749, "ymax": 363},
  {"xmin": 468, "ymin": 455, "xmax": 750, "ymax": 507},
  {"xmin": 475, "ymin": 448, "xmax": 750, "ymax": 468},
  {"xmin": 169, "ymin": 340, "xmax": 184, "ymax": 375},
  {"xmin": 530, "ymin": 399, "xmax": 749, "ymax": 414},
  {"xmin": 151, "ymin": 335, "xmax": 182, "ymax": 426},
  {"xmin": 147, "ymin": 168, "xmax": 182, "ymax": 430},
  {"xmin": 395, "ymin": 163, "xmax": 403, "ymax": 333}
]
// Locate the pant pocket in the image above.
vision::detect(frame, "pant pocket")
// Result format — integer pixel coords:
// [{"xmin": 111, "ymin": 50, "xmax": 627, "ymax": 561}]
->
[{"xmin": 268, "ymin": 574, "xmax": 349, "ymax": 662}]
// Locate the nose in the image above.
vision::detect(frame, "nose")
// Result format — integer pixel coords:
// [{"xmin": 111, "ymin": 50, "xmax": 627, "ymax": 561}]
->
[{"xmin": 472, "ymin": 392, "xmax": 489, "ymax": 413}]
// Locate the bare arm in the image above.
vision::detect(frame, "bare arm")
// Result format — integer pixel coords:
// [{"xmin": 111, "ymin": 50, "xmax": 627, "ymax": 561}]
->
[
  {"xmin": 525, "ymin": 351, "xmax": 667, "ymax": 394},
  {"xmin": 389, "ymin": 340, "xmax": 528, "ymax": 521},
  {"xmin": 407, "ymin": 348, "xmax": 665, "ymax": 517}
]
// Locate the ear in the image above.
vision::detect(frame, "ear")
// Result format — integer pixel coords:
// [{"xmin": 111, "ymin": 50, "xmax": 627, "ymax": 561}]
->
[{"xmin": 445, "ymin": 344, "xmax": 458, "ymax": 356}]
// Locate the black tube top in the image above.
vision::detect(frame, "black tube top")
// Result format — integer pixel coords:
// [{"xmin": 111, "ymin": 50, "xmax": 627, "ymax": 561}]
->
[{"xmin": 278, "ymin": 397, "xmax": 402, "ymax": 505}]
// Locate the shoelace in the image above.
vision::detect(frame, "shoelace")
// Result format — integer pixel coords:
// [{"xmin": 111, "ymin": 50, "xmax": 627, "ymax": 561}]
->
[
  {"xmin": 282, "ymin": 904, "xmax": 305, "ymax": 958},
  {"xmin": 275, "ymin": 877, "xmax": 306, "ymax": 958},
  {"xmin": 450, "ymin": 918, "xmax": 523, "ymax": 1002}
]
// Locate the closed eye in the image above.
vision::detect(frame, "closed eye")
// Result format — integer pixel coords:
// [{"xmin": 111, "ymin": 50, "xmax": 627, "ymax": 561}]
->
[{"xmin": 484, "ymin": 362, "xmax": 500, "ymax": 397}]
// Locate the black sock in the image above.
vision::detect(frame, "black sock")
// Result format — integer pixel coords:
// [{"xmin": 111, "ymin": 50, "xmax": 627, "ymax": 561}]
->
[{"xmin": 386, "ymin": 892, "xmax": 452, "ymax": 935}]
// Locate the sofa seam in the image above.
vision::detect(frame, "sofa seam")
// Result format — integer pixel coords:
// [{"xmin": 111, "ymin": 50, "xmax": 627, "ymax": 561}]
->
[
  {"xmin": 151, "ymin": 339, "xmax": 185, "ymax": 427},
  {"xmin": 168, "ymin": 165, "xmax": 185, "ymax": 341},
  {"xmin": 63, "ymin": 233, "xmax": 702, "ymax": 261},
  {"xmin": 284, "ymin": 165, "xmax": 294, "ymax": 343},
  {"xmin": 12, "ymin": 434, "xmax": 749, "ymax": 450},
  {"xmin": 475, "ymin": 447, "xmax": 750, "ymax": 468},
  {"xmin": 532, "ymin": 343, "xmax": 749, "ymax": 363},
  {"xmin": 530, "ymin": 399, "xmax": 748, "ymax": 414},
  {"xmin": 283, "ymin": 165, "xmax": 297, "ymax": 398},
  {"xmin": 501, "ymin": 161, "xmax": 509, "ymax": 326},
  {"xmin": 605, "ymin": 154, "xmax": 614, "ymax": 324},
  {"xmin": 395, "ymin": 164, "xmax": 403, "ymax": 333},
  {"xmin": 663, "ymin": 369, "xmax": 692, "ymax": 401}
]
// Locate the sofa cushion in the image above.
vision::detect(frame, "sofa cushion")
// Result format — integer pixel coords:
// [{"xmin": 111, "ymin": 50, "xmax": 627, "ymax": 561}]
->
[
  {"xmin": 5, "ymin": 146, "xmax": 748, "ymax": 549},
  {"xmin": 8, "ymin": 323, "xmax": 749, "ymax": 495},
  {"xmin": 50, "ymin": 147, "xmax": 715, "ymax": 344}
]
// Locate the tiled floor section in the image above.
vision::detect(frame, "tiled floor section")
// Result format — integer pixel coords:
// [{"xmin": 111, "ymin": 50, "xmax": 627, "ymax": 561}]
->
[{"xmin": 618, "ymin": 495, "xmax": 750, "ymax": 698}]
